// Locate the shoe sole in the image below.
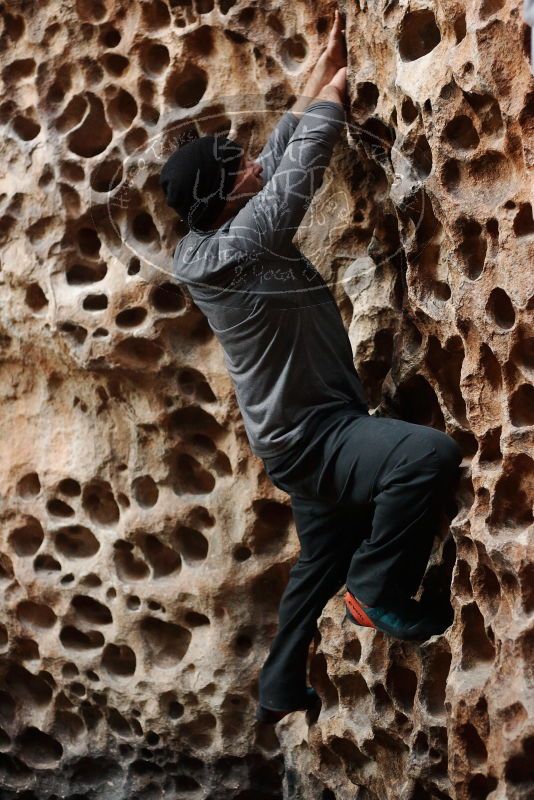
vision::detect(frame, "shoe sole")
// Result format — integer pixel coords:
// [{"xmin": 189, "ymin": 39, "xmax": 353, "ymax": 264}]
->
[
  {"xmin": 344, "ymin": 591, "xmax": 377, "ymax": 629},
  {"xmin": 256, "ymin": 691, "xmax": 321, "ymax": 723},
  {"xmin": 344, "ymin": 607, "xmax": 446, "ymax": 643}
]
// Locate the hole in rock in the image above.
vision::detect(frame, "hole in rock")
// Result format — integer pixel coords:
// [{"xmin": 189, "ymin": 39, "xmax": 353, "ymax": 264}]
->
[
  {"xmin": 467, "ymin": 773, "xmax": 498, "ymax": 798},
  {"xmin": 71, "ymin": 595, "xmax": 112, "ymax": 625},
  {"xmin": 330, "ymin": 735, "xmax": 372, "ymax": 774},
  {"xmin": 102, "ymin": 52, "xmax": 129, "ymax": 77},
  {"xmin": 60, "ymin": 626, "xmax": 105, "ymax": 650},
  {"xmin": 184, "ymin": 611, "xmax": 209, "ymax": 628},
  {"xmin": 337, "ymin": 671, "xmax": 371, "ymax": 708},
  {"xmin": 68, "ymin": 94, "xmax": 113, "ymax": 157},
  {"xmin": 478, "ymin": 344, "xmax": 502, "ymax": 409},
  {"xmin": 77, "ymin": 227, "xmax": 101, "ymax": 256},
  {"xmin": 90, "ymin": 159, "xmax": 123, "ymax": 192},
  {"xmin": 457, "ymin": 218, "xmax": 486, "ymax": 279},
  {"xmin": 16, "ymin": 472, "xmax": 41, "ymax": 498},
  {"xmin": 510, "ymin": 330, "xmax": 534, "ymax": 370},
  {"xmin": 419, "ymin": 646, "xmax": 451, "ymax": 716},
  {"xmin": 386, "ymin": 664, "xmax": 417, "ymax": 712},
  {"xmin": 3, "ymin": 57, "xmax": 35, "ymax": 83},
  {"xmin": 412, "ymin": 134, "xmax": 432, "ymax": 179},
  {"xmin": 113, "ymin": 541, "xmax": 150, "ymax": 581},
  {"xmin": 25, "ymin": 283, "xmax": 48, "ymax": 311},
  {"xmin": 443, "ymin": 115, "xmax": 479, "ymax": 150},
  {"xmin": 16, "ymin": 601, "xmax": 56, "ymax": 629},
  {"xmin": 140, "ymin": 42, "xmax": 170, "ymax": 75},
  {"xmin": 13, "ymin": 114, "xmax": 41, "ymax": 141},
  {"xmin": 504, "ymin": 734, "xmax": 534, "ymax": 784},
  {"xmin": 150, "ymin": 281, "xmax": 185, "ymax": 312},
  {"xmin": 509, "ymin": 384, "xmax": 534, "ymax": 426},
  {"xmin": 66, "ymin": 261, "xmax": 107, "ymax": 285},
  {"xmin": 441, "ymin": 158, "xmax": 460, "ymax": 191},
  {"xmin": 267, "ymin": 11, "xmax": 285, "ymax": 35},
  {"xmin": 426, "ymin": 334, "xmax": 467, "ymax": 425},
  {"xmin": 16, "ymin": 727, "xmax": 63, "ymax": 767},
  {"xmin": 170, "ymin": 454, "xmax": 215, "ymax": 495},
  {"xmin": 173, "ymin": 525, "xmax": 209, "ymax": 562},
  {"xmin": 140, "ymin": 0, "xmax": 170, "ymax": 29},
  {"xmin": 472, "ymin": 562, "xmax": 501, "ymax": 616},
  {"xmin": 460, "ymin": 603, "xmax": 495, "ymax": 668},
  {"xmin": 137, "ymin": 533, "xmax": 181, "ymax": 578},
  {"xmin": 139, "ymin": 617, "xmax": 192, "ymax": 666},
  {"xmin": 519, "ymin": 564, "xmax": 534, "ymax": 614},
  {"xmin": 126, "ymin": 595, "xmax": 141, "ymax": 610},
  {"xmin": 233, "ymin": 631, "xmax": 253, "ymax": 656},
  {"xmin": 513, "ymin": 203, "xmax": 534, "ymax": 237},
  {"xmin": 8, "ymin": 664, "xmax": 55, "ymax": 710},
  {"xmin": 401, "ymin": 96, "xmax": 418, "ymax": 124},
  {"xmin": 454, "ymin": 12, "xmax": 467, "ymax": 42},
  {"xmin": 486, "ymin": 217, "xmax": 499, "ymax": 239},
  {"xmin": 170, "ymin": 63, "xmax": 208, "ymax": 108},
  {"xmin": 233, "ymin": 545, "xmax": 251, "ymax": 562},
  {"xmin": 177, "ymin": 368, "xmax": 216, "ymax": 402},
  {"xmin": 280, "ymin": 34, "xmax": 308, "ymax": 72},
  {"xmin": 9, "ymin": 517, "xmax": 44, "ymax": 556},
  {"xmin": 459, "ymin": 722, "xmax": 488, "ymax": 766},
  {"xmin": 219, "ymin": 0, "xmax": 237, "ymax": 13},
  {"xmin": 47, "ymin": 498, "xmax": 75, "ymax": 518},
  {"xmin": 342, "ymin": 637, "xmax": 362, "ymax": 663},
  {"xmin": 80, "ymin": 572, "xmax": 102, "ymax": 589},
  {"xmin": 399, "ymin": 10, "xmax": 441, "ymax": 61},
  {"xmin": 489, "ymin": 453, "xmax": 534, "ymax": 531},
  {"xmin": 33, "ymin": 554, "xmax": 61, "ymax": 572},
  {"xmin": 76, "ymin": 0, "xmax": 108, "ymax": 22},
  {"xmin": 480, "ymin": 0, "xmax": 505, "ymax": 20},
  {"xmin": 486, "ymin": 287, "xmax": 515, "ymax": 329},
  {"xmin": 131, "ymin": 210, "xmax": 159, "ymax": 243},
  {"xmin": 115, "ymin": 306, "xmax": 147, "ymax": 328},
  {"xmin": 114, "ymin": 336, "xmax": 164, "ymax": 367},
  {"xmin": 395, "ymin": 373, "xmax": 445, "ymax": 428},
  {"xmin": 101, "ymin": 643, "xmax": 136, "ymax": 676},
  {"xmin": 82, "ymin": 480, "xmax": 120, "ymax": 525},
  {"xmin": 253, "ymin": 499, "xmax": 292, "ymax": 528},
  {"xmin": 178, "ymin": 711, "xmax": 217, "ymax": 749},
  {"xmin": 107, "ymin": 707, "xmax": 132, "ymax": 736},
  {"xmin": 132, "ymin": 475, "xmax": 159, "ymax": 507},
  {"xmin": 353, "ymin": 82, "xmax": 379, "ymax": 121},
  {"xmin": 54, "ymin": 525, "xmax": 100, "ymax": 558},
  {"xmin": 100, "ymin": 25, "xmax": 121, "ymax": 48},
  {"xmin": 58, "ymin": 477, "xmax": 81, "ymax": 496},
  {"xmin": 106, "ymin": 88, "xmax": 137, "ymax": 129}
]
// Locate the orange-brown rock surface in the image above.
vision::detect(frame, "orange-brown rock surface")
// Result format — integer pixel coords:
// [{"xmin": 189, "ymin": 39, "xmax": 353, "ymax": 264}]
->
[{"xmin": 0, "ymin": 1, "xmax": 532, "ymax": 798}]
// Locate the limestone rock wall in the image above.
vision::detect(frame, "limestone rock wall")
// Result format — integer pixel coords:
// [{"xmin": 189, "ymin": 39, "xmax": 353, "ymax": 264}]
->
[{"xmin": 0, "ymin": 1, "xmax": 532, "ymax": 799}]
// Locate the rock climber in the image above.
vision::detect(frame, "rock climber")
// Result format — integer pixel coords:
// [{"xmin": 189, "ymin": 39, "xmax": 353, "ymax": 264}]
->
[{"xmin": 159, "ymin": 11, "xmax": 463, "ymax": 725}]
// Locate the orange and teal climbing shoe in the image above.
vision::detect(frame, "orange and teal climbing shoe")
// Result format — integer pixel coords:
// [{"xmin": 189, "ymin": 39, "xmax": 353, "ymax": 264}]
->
[{"xmin": 344, "ymin": 589, "xmax": 450, "ymax": 642}]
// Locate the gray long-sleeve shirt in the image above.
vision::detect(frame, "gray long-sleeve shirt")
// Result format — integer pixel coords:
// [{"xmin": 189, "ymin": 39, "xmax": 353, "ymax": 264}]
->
[{"xmin": 172, "ymin": 99, "xmax": 369, "ymax": 458}]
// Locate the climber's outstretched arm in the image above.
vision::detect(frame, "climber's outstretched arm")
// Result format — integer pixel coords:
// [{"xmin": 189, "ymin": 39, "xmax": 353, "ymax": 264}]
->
[
  {"xmin": 255, "ymin": 11, "xmax": 347, "ymax": 183},
  {"xmin": 290, "ymin": 9, "xmax": 347, "ymax": 117}
]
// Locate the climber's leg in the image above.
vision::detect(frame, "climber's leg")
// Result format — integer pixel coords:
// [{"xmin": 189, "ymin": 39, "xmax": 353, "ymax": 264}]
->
[
  {"xmin": 264, "ymin": 412, "xmax": 462, "ymax": 607},
  {"xmin": 344, "ymin": 421, "xmax": 462, "ymax": 605},
  {"xmin": 257, "ymin": 498, "xmax": 373, "ymax": 711}
]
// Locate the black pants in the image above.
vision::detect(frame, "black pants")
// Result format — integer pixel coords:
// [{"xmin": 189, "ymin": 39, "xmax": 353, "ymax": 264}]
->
[{"xmin": 258, "ymin": 405, "xmax": 463, "ymax": 711}]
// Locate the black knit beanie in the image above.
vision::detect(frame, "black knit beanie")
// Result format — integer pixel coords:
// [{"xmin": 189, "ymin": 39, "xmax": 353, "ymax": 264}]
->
[{"xmin": 159, "ymin": 133, "xmax": 244, "ymax": 230}]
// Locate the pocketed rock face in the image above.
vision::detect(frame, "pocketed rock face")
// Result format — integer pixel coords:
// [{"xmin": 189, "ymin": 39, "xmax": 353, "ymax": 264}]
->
[{"xmin": 0, "ymin": 1, "xmax": 532, "ymax": 799}]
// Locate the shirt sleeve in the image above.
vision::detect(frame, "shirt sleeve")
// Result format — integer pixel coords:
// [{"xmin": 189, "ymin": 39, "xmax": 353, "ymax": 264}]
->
[
  {"xmin": 255, "ymin": 110, "xmax": 300, "ymax": 185},
  {"xmin": 224, "ymin": 99, "xmax": 346, "ymax": 257}
]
